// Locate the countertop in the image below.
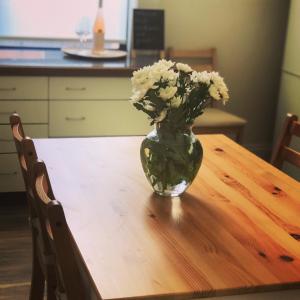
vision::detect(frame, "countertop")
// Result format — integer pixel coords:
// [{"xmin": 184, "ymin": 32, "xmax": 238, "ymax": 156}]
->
[{"xmin": 0, "ymin": 48, "xmax": 159, "ymax": 77}]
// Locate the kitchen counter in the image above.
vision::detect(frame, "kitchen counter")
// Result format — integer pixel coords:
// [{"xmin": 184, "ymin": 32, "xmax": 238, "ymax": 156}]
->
[{"xmin": 0, "ymin": 48, "xmax": 159, "ymax": 77}]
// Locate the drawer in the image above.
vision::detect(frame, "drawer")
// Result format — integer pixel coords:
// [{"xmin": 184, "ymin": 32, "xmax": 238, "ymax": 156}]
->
[
  {"xmin": 0, "ymin": 101, "xmax": 48, "ymax": 124},
  {"xmin": 49, "ymin": 77, "xmax": 131, "ymax": 100},
  {"xmin": 0, "ymin": 76, "xmax": 48, "ymax": 99},
  {"xmin": 49, "ymin": 101, "xmax": 152, "ymax": 136},
  {"xmin": 0, "ymin": 124, "xmax": 48, "ymax": 154},
  {"xmin": 0, "ymin": 153, "xmax": 25, "ymax": 192}
]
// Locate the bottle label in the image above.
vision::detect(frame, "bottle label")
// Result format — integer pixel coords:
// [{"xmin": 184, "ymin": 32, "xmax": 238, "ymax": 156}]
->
[{"xmin": 92, "ymin": 32, "xmax": 104, "ymax": 52}]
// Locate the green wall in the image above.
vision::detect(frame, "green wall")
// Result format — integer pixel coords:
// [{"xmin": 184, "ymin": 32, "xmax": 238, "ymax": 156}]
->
[
  {"xmin": 138, "ymin": 0, "xmax": 290, "ymax": 150},
  {"xmin": 274, "ymin": 0, "xmax": 300, "ymax": 180}
]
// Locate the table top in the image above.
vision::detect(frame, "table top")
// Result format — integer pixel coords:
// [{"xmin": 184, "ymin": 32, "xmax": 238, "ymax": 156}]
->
[
  {"xmin": 33, "ymin": 134, "xmax": 300, "ymax": 300},
  {"xmin": 0, "ymin": 48, "xmax": 159, "ymax": 77}
]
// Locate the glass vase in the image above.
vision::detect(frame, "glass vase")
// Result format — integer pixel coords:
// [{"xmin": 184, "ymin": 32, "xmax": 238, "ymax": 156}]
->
[{"xmin": 140, "ymin": 123, "xmax": 203, "ymax": 197}]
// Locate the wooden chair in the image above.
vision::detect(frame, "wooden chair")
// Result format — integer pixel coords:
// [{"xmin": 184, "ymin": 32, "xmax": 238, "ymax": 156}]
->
[
  {"xmin": 10, "ymin": 113, "xmax": 57, "ymax": 300},
  {"xmin": 30, "ymin": 160, "xmax": 88, "ymax": 300},
  {"xmin": 166, "ymin": 47, "xmax": 247, "ymax": 143},
  {"xmin": 271, "ymin": 113, "xmax": 300, "ymax": 169}
]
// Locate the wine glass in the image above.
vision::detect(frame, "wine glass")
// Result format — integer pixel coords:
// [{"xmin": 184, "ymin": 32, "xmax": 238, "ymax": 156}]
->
[{"xmin": 75, "ymin": 17, "xmax": 91, "ymax": 49}]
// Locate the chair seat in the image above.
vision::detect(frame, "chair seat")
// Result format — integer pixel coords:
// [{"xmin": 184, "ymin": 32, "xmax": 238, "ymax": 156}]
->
[{"xmin": 193, "ymin": 108, "xmax": 247, "ymax": 128}]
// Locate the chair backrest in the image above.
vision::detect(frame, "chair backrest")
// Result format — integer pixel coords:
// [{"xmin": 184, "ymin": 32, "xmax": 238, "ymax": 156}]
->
[
  {"xmin": 31, "ymin": 160, "xmax": 88, "ymax": 300},
  {"xmin": 10, "ymin": 113, "xmax": 39, "ymax": 215},
  {"xmin": 166, "ymin": 47, "xmax": 217, "ymax": 72},
  {"xmin": 271, "ymin": 113, "xmax": 300, "ymax": 169},
  {"xmin": 10, "ymin": 114, "xmax": 59, "ymax": 295},
  {"xmin": 10, "ymin": 113, "xmax": 38, "ymax": 188}
]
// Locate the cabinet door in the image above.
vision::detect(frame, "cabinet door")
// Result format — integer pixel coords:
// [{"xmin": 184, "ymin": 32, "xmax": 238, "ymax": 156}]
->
[
  {"xmin": 0, "ymin": 101, "xmax": 48, "ymax": 123},
  {"xmin": 49, "ymin": 100, "xmax": 152, "ymax": 136},
  {"xmin": 0, "ymin": 153, "xmax": 24, "ymax": 192},
  {"xmin": 49, "ymin": 77, "xmax": 132, "ymax": 100},
  {"xmin": 0, "ymin": 76, "xmax": 48, "ymax": 99},
  {"xmin": 0, "ymin": 124, "xmax": 48, "ymax": 154}
]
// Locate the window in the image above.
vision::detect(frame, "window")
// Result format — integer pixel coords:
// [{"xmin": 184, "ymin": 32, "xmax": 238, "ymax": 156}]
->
[{"xmin": 0, "ymin": 0, "xmax": 128, "ymax": 47}]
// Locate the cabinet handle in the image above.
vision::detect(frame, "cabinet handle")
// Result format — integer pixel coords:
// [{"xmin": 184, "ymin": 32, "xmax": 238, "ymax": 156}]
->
[
  {"xmin": 0, "ymin": 138, "xmax": 13, "ymax": 142},
  {"xmin": 65, "ymin": 87, "xmax": 86, "ymax": 91},
  {"xmin": 0, "ymin": 171, "xmax": 17, "ymax": 176},
  {"xmin": 0, "ymin": 111, "xmax": 15, "ymax": 115},
  {"xmin": 65, "ymin": 117, "xmax": 86, "ymax": 121},
  {"xmin": 0, "ymin": 87, "xmax": 16, "ymax": 91}
]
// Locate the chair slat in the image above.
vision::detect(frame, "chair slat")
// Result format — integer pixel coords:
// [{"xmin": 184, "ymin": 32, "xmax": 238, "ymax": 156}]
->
[
  {"xmin": 282, "ymin": 146, "xmax": 300, "ymax": 168},
  {"xmin": 290, "ymin": 121, "xmax": 300, "ymax": 137},
  {"xmin": 168, "ymin": 48, "xmax": 216, "ymax": 59},
  {"xmin": 271, "ymin": 113, "xmax": 300, "ymax": 173}
]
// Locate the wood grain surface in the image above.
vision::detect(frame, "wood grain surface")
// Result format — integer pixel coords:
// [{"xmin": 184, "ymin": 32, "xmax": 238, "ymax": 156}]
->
[{"xmin": 33, "ymin": 134, "xmax": 300, "ymax": 300}]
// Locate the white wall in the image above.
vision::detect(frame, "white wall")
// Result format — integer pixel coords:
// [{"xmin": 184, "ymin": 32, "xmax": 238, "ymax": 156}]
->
[{"xmin": 138, "ymin": 0, "xmax": 290, "ymax": 151}]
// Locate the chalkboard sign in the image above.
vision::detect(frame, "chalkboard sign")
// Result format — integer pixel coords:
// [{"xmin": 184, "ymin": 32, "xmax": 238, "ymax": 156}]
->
[{"xmin": 133, "ymin": 9, "xmax": 164, "ymax": 51}]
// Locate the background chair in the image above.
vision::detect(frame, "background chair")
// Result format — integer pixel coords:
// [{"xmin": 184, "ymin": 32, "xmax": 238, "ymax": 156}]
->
[
  {"xmin": 31, "ymin": 160, "xmax": 89, "ymax": 300},
  {"xmin": 166, "ymin": 47, "xmax": 247, "ymax": 143},
  {"xmin": 10, "ymin": 113, "xmax": 57, "ymax": 300},
  {"xmin": 271, "ymin": 113, "xmax": 300, "ymax": 170}
]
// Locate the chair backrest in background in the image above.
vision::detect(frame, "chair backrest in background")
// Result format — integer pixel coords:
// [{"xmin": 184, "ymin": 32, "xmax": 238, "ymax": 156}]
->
[{"xmin": 271, "ymin": 113, "xmax": 300, "ymax": 170}]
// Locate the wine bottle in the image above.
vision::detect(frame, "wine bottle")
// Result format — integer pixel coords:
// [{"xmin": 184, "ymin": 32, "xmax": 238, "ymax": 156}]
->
[{"xmin": 92, "ymin": 0, "xmax": 105, "ymax": 53}]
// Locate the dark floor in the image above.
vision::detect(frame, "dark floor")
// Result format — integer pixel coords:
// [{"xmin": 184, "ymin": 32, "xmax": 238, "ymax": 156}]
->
[{"xmin": 0, "ymin": 193, "xmax": 32, "ymax": 300}]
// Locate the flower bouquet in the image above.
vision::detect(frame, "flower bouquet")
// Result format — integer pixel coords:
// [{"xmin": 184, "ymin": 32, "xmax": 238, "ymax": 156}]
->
[{"xmin": 130, "ymin": 59, "xmax": 229, "ymax": 196}]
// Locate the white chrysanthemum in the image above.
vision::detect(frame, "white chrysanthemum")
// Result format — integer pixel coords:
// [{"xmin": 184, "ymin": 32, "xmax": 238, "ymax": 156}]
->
[
  {"xmin": 130, "ymin": 88, "xmax": 147, "ymax": 103},
  {"xmin": 190, "ymin": 71, "xmax": 198, "ymax": 83},
  {"xmin": 131, "ymin": 66, "xmax": 151, "ymax": 84},
  {"xmin": 153, "ymin": 59, "xmax": 174, "ymax": 70},
  {"xmin": 198, "ymin": 71, "xmax": 212, "ymax": 85},
  {"xmin": 131, "ymin": 65, "xmax": 158, "ymax": 93},
  {"xmin": 170, "ymin": 96, "xmax": 183, "ymax": 108},
  {"xmin": 190, "ymin": 71, "xmax": 211, "ymax": 85},
  {"xmin": 210, "ymin": 72, "xmax": 229, "ymax": 102},
  {"xmin": 161, "ymin": 69, "xmax": 179, "ymax": 86},
  {"xmin": 176, "ymin": 63, "xmax": 192, "ymax": 73},
  {"xmin": 208, "ymin": 85, "xmax": 221, "ymax": 100},
  {"xmin": 130, "ymin": 59, "xmax": 229, "ymax": 124},
  {"xmin": 159, "ymin": 86, "xmax": 178, "ymax": 101},
  {"xmin": 155, "ymin": 109, "xmax": 168, "ymax": 122},
  {"xmin": 221, "ymin": 90, "xmax": 229, "ymax": 102}
]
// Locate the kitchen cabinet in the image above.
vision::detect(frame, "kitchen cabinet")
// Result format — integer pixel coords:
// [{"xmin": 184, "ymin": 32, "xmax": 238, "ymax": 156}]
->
[
  {"xmin": 48, "ymin": 76, "xmax": 150, "ymax": 137},
  {"xmin": 0, "ymin": 76, "xmax": 48, "ymax": 99},
  {"xmin": 0, "ymin": 75, "xmax": 151, "ymax": 192},
  {"xmin": 49, "ymin": 100, "xmax": 150, "ymax": 137},
  {"xmin": 0, "ymin": 76, "xmax": 48, "ymax": 192},
  {"xmin": 49, "ymin": 77, "xmax": 132, "ymax": 100}
]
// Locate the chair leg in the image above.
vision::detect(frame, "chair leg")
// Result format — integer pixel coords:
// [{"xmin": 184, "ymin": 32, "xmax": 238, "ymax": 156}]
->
[
  {"xmin": 46, "ymin": 279, "xmax": 57, "ymax": 300},
  {"xmin": 46, "ymin": 267, "xmax": 58, "ymax": 300},
  {"xmin": 29, "ymin": 236, "xmax": 45, "ymax": 300}
]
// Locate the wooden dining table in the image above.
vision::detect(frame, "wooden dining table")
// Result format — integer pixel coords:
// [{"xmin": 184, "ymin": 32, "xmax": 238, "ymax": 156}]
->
[{"xmin": 33, "ymin": 134, "xmax": 300, "ymax": 300}]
